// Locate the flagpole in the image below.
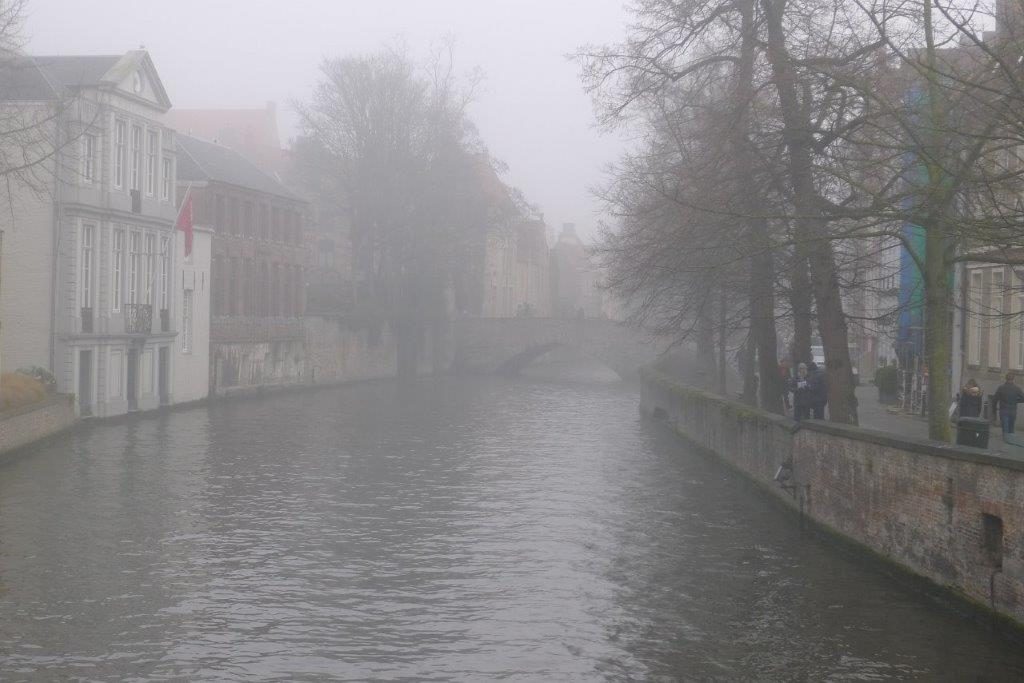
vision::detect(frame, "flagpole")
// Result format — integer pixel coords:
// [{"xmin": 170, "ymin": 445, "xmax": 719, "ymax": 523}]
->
[{"xmin": 148, "ymin": 182, "xmax": 192, "ymax": 310}]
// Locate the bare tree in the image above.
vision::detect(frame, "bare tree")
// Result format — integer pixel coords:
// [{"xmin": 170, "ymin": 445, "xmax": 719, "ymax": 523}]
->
[{"xmin": 295, "ymin": 47, "xmax": 516, "ymax": 377}]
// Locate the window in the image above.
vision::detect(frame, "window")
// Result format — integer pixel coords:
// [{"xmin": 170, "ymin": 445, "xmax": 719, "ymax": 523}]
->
[
  {"xmin": 259, "ymin": 204, "xmax": 269, "ymax": 240},
  {"xmin": 1013, "ymin": 285, "xmax": 1024, "ymax": 371},
  {"xmin": 161, "ymin": 158, "xmax": 172, "ymax": 200},
  {"xmin": 182, "ymin": 289, "xmax": 194, "ymax": 353},
  {"xmin": 990, "ymin": 269, "xmax": 1005, "ymax": 368},
  {"xmin": 80, "ymin": 223, "xmax": 94, "ymax": 308},
  {"xmin": 230, "ymin": 197, "xmax": 240, "ymax": 235},
  {"xmin": 968, "ymin": 271, "xmax": 982, "ymax": 365},
  {"xmin": 128, "ymin": 230, "xmax": 141, "ymax": 305},
  {"xmin": 114, "ymin": 120, "xmax": 126, "ymax": 188},
  {"xmin": 228, "ymin": 258, "xmax": 239, "ymax": 315},
  {"xmin": 244, "ymin": 201, "xmax": 254, "ymax": 237},
  {"xmin": 212, "ymin": 256, "xmax": 222, "ymax": 315},
  {"xmin": 130, "ymin": 125, "xmax": 143, "ymax": 191},
  {"xmin": 144, "ymin": 234, "xmax": 156, "ymax": 304},
  {"xmin": 160, "ymin": 236, "xmax": 170, "ymax": 311},
  {"xmin": 112, "ymin": 228, "xmax": 125, "ymax": 311},
  {"xmin": 146, "ymin": 130, "xmax": 158, "ymax": 196},
  {"xmin": 82, "ymin": 133, "xmax": 96, "ymax": 183},
  {"xmin": 215, "ymin": 194, "xmax": 225, "ymax": 231},
  {"xmin": 243, "ymin": 258, "xmax": 253, "ymax": 315}
]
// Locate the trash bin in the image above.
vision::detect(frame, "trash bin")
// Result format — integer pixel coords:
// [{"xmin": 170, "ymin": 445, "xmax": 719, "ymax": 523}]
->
[{"xmin": 957, "ymin": 416, "xmax": 990, "ymax": 449}]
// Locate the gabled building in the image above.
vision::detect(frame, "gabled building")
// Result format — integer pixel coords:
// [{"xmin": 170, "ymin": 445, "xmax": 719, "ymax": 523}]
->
[
  {"xmin": 175, "ymin": 134, "xmax": 308, "ymax": 395},
  {"xmin": 0, "ymin": 50, "xmax": 180, "ymax": 417}
]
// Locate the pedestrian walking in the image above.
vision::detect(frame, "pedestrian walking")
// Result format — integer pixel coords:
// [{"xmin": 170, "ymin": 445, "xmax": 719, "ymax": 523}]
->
[
  {"xmin": 790, "ymin": 363, "xmax": 813, "ymax": 421},
  {"xmin": 956, "ymin": 379, "xmax": 983, "ymax": 419},
  {"xmin": 994, "ymin": 372, "xmax": 1024, "ymax": 436},
  {"xmin": 808, "ymin": 361, "xmax": 828, "ymax": 420}
]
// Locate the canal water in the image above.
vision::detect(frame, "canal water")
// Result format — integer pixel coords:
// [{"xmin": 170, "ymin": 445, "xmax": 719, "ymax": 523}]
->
[{"xmin": 1, "ymin": 376, "xmax": 1022, "ymax": 680}]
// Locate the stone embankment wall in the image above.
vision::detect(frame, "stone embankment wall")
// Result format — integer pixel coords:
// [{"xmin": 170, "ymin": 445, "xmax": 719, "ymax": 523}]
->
[
  {"xmin": 640, "ymin": 368, "xmax": 1024, "ymax": 627},
  {"xmin": 304, "ymin": 316, "xmax": 398, "ymax": 384},
  {"xmin": 303, "ymin": 316, "xmax": 446, "ymax": 386},
  {"xmin": 0, "ymin": 395, "xmax": 77, "ymax": 456}
]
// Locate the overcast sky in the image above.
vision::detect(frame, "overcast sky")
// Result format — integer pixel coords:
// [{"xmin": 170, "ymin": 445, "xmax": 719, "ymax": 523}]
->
[{"xmin": 24, "ymin": 0, "xmax": 631, "ymax": 241}]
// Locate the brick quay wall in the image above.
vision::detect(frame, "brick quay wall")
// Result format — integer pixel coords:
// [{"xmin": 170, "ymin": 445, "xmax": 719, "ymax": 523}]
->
[
  {"xmin": 640, "ymin": 368, "xmax": 1024, "ymax": 628},
  {"xmin": 0, "ymin": 395, "xmax": 77, "ymax": 457}
]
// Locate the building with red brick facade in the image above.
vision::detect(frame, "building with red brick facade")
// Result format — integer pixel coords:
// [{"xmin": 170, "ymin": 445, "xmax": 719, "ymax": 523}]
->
[{"xmin": 175, "ymin": 134, "xmax": 309, "ymax": 393}]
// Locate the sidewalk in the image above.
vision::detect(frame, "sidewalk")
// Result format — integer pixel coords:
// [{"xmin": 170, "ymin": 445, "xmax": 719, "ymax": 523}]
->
[
  {"xmin": 854, "ymin": 384, "xmax": 1021, "ymax": 456},
  {"xmin": 855, "ymin": 385, "xmax": 930, "ymax": 442}
]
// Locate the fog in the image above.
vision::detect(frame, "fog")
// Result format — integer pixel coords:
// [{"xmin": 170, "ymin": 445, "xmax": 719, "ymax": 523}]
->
[
  {"xmin": 8, "ymin": 0, "xmax": 1024, "ymax": 678},
  {"xmin": 25, "ymin": 0, "xmax": 629, "ymax": 240}
]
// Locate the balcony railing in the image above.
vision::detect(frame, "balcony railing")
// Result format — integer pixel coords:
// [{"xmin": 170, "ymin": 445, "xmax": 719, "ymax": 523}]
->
[
  {"xmin": 81, "ymin": 307, "xmax": 93, "ymax": 333},
  {"xmin": 124, "ymin": 303, "xmax": 152, "ymax": 334}
]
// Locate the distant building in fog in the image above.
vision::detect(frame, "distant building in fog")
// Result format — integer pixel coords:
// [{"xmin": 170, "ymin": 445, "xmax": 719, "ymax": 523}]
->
[
  {"xmin": 483, "ymin": 218, "xmax": 551, "ymax": 318},
  {"xmin": 164, "ymin": 103, "xmax": 287, "ymax": 178},
  {"xmin": 172, "ymin": 226, "xmax": 212, "ymax": 404},
  {"xmin": 551, "ymin": 223, "xmax": 602, "ymax": 318},
  {"xmin": 175, "ymin": 134, "xmax": 308, "ymax": 395}
]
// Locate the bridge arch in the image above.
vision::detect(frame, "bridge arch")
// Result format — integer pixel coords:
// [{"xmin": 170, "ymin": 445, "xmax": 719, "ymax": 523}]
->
[
  {"xmin": 496, "ymin": 341, "xmax": 637, "ymax": 381},
  {"xmin": 447, "ymin": 318, "xmax": 663, "ymax": 382}
]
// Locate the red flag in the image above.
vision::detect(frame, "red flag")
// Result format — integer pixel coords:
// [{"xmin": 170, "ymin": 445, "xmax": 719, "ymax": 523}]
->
[{"xmin": 176, "ymin": 189, "xmax": 193, "ymax": 256}]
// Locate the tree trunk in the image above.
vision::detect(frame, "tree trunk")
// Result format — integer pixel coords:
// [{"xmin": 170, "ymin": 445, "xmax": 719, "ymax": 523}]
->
[
  {"xmin": 789, "ymin": 249, "xmax": 814, "ymax": 367},
  {"xmin": 920, "ymin": 0, "xmax": 954, "ymax": 441},
  {"xmin": 762, "ymin": 0, "xmax": 857, "ymax": 424},
  {"xmin": 697, "ymin": 296, "xmax": 717, "ymax": 382},
  {"xmin": 736, "ymin": 0, "xmax": 783, "ymax": 414},
  {"xmin": 742, "ymin": 337, "xmax": 758, "ymax": 405},
  {"xmin": 924, "ymin": 221, "xmax": 952, "ymax": 441},
  {"xmin": 751, "ymin": 245, "xmax": 783, "ymax": 413},
  {"xmin": 718, "ymin": 287, "xmax": 728, "ymax": 395}
]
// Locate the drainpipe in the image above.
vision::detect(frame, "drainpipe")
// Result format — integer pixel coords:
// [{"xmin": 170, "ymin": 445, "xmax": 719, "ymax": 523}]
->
[{"xmin": 49, "ymin": 110, "xmax": 63, "ymax": 375}]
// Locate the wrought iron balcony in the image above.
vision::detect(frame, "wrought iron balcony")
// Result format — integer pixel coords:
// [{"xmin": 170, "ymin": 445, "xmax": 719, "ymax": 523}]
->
[
  {"xmin": 124, "ymin": 303, "xmax": 152, "ymax": 334},
  {"xmin": 81, "ymin": 307, "xmax": 93, "ymax": 333}
]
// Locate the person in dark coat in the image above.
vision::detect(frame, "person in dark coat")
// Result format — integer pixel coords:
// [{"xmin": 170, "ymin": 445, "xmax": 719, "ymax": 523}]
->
[
  {"xmin": 956, "ymin": 379, "xmax": 983, "ymax": 419},
  {"xmin": 790, "ymin": 363, "xmax": 813, "ymax": 421},
  {"xmin": 994, "ymin": 372, "xmax": 1024, "ymax": 435},
  {"xmin": 808, "ymin": 361, "xmax": 828, "ymax": 420}
]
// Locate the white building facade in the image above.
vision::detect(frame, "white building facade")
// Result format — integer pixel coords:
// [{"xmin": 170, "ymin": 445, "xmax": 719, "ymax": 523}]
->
[
  {"xmin": 172, "ymin": 226, "xmax": 211, "ymax": 404},
  {"xmin": 0, "ymin": 51, "xmax": 181, "ymax": 416}
]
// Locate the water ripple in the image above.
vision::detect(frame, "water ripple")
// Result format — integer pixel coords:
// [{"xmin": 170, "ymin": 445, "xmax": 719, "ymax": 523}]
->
[{"xmin": 0, "ymin": 377, "xmax": 1020, "ymax": 681}]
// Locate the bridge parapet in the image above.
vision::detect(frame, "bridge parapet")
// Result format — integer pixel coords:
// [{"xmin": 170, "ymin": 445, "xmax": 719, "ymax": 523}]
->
[{"xmin": 447, "ymin": 317, "xmax": 664, "ymax": 380}]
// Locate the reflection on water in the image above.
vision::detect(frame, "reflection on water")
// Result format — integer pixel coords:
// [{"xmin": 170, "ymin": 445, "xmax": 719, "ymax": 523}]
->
[{"xmin": 0, "ymin": 376, "xmax": 1021, "ymax": 681}]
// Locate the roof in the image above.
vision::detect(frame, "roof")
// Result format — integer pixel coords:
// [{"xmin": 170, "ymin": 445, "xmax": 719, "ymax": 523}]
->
[
  {"xmin": 0, "ymin": 51, "xmax": 171, "ymax": 109},
  {"xmin": 164, "ymin": 106, "xmax": 285, "ymax": 173},
  {"xmin": 33, "ymin": 55, "xmax": 123, "ymax": 89},
  {"xmin": 176, "ymin": 134, "xmax": 300, "ymax": 201}
]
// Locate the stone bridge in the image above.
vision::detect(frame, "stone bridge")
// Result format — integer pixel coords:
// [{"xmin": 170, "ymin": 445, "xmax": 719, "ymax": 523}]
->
[{"xmin": 446, "ymin": 317, "xmax": 666, "ymax": 380}]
